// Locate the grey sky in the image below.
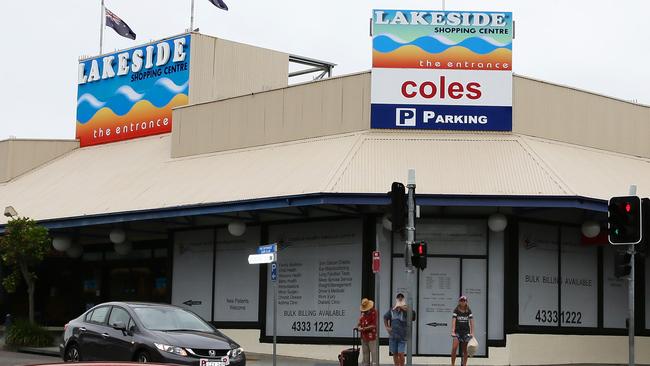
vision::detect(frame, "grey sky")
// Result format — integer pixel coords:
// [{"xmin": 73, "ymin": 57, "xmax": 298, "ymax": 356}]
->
[{"xmin": 0, "ymin": 0, "xmax": 648, "ymax": 140}]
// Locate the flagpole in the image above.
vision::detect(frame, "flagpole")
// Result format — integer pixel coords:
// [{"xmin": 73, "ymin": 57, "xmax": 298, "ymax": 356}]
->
[
  {"xmin": 99, "ymin": 0, "xmax": 105, "ymax": 54},
  {"xmin": 190, "ymin": 0, "xmax": 195, "ymax": 31}
]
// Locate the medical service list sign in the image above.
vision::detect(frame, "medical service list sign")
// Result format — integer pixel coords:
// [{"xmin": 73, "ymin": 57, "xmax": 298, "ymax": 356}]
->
[
  {"xmin": 76, "ymin": 35, "xmax": 191, "ymax": 147},
  {"xmin": 371, "ymin": 10, "xmax": 513, "ymax": 131}
]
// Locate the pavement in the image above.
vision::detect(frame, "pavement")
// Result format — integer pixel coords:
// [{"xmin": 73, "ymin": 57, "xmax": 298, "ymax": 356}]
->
[
  {"xmin": 0, "ymin": 341, "xmax": 341, "ymax": 366},
  {"xmin": 0, "ymin": 337, "xmax": 643, "ymax": 366}
]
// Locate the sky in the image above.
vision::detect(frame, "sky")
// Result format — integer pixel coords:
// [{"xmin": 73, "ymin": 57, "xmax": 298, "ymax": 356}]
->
[{"xmin": 0, "ymin": 0, "xmax": 648, "ymax": 140}]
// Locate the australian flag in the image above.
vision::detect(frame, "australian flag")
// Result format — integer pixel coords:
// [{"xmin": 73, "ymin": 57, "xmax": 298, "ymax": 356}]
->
[
  {"xmin": 105, "ymin": 8, "xmax": 136, "ymax": 40},
  {"xmin": 209, "ymin": 0, "xmax": 229, "ymax": 11}
]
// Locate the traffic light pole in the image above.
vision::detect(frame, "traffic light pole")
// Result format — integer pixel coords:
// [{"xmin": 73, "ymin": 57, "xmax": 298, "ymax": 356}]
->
[
  {"xmin": 628, "ymin": 244, "xmax": 634, "ymax": 366},
  {"xmin": 405, "ymin": 169, "xmax": 416, "ymax": 366},
  {"xmin": 628, "ymin": 184, "xmax": 636, "ymax": 366}
]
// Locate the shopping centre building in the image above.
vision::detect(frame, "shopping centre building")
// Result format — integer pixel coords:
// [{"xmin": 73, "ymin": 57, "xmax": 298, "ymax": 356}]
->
[{"xmin": 1, "ymin": 16, "xmax": 650, "ymax": 365}]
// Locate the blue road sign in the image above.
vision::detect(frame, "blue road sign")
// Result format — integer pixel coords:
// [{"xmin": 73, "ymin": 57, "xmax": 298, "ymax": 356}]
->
[
  {"xmin": 271, "ymin": 262, "xmax": 278, "ymax": 282},
  {"xmin": 257, "ymin": 243, "xmax": 277, "ymax": 254}
]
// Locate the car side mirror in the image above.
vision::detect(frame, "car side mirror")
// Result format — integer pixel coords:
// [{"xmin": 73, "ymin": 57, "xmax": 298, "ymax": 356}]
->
[{"xmin": 112, "ymin": 321, "xmax": 127, "ymax": 331}]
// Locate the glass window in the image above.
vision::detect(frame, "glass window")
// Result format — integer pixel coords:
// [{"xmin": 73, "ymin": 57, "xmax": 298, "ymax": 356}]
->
[
  {"xmin": 560, "ymin": 227, "xmax": 597, "ymax": 327},
  {"xmin": 128, "ymin": 317, "xmax": 137, "ymax": 332},
  {"xmin": 108, "ymin": 307, "xmax": 131, "ymax": 327},
  {"xmin": 84, "ymin": 310, "xmax": 94, "ymax": 322},
  {"xmin": 89, "ymin": 306, "xmax": 110, "ymax": 324},
  {"xmin": 518, "ymin": 223, "xmax": 559, "ymax": 327},
  {"xmin": 133, "ymin": 306, "xmax": 213, "ymax": 332}
]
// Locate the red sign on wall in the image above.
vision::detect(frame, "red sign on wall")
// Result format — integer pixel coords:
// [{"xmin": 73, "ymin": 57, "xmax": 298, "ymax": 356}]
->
[{"xmin": 372, "ymin": 251, "xmax": 381, "ymax": 273}]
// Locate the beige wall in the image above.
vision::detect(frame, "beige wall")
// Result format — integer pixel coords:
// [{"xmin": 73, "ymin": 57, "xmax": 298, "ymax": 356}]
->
[
  {"xmin": 223, "ymin": 329, "xmax": 650, "ymax": 365},
  {"xmin": 172, "ymin": 72, "xmax": 370, "ymax": 158},
  {"xmin": 0, "ymin": 139, "xmax": 78, "ymax": 183},
  {"xmin": 513, "ymin": 75, "xmax": 650, "ymax": 158},
  {"xmin": 173, "ymin": 66, "xmax": 650, "ymax": 159},
  {"xmin": 188, "ymin": 34, "xmax": 289, "ymax": 105}
]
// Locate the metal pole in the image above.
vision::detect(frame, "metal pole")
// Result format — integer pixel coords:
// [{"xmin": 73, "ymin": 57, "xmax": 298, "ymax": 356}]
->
[
  {"xmin": 375, "ymin": 232, "xmax": 381, "ymax": 366},
  {"xmin": 628, "ymin": 184, "xmax": 636, "ymax": 366},
  {"xmin": 273, "ymin": 271, "xmax": 277, "ymax": 366},
  {"xmin": 405, "ymin": 169, "xmax": 416, "ymax": 366},
  {"xmin": 190, "ymin": 0, "xmax": 195, "ymax": 31},
  {"xmin": 628, "ymin": 245, "xmax": 635, "ymax": 366},
  {"xmin": 99, "ymin": 0, "xmax": 105, "ymax": 54}
]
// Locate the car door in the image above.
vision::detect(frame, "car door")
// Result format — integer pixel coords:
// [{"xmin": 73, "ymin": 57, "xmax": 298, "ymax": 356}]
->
[
  {"xmin": 79, "ymin": 306, "xmax": 111, "ymax": 360},
  {"xmin": 103, "ymin": 306, "xmax": 135, "ymax": 361}
]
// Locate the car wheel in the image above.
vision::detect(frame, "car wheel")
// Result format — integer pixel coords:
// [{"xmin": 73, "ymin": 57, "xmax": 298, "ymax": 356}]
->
[
  {"xmin": 64, "ymin": 343, "xmax": 81, "ymax": 362},
  {"xmin": 136, "ymin": 350, "xmax": 151, "ymax": 363}
]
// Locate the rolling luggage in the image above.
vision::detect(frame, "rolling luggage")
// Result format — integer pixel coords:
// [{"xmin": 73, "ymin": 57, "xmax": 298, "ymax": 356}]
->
[{"xmin": 338, "ymin": 328, "xmax": 360, "ymax": 366}]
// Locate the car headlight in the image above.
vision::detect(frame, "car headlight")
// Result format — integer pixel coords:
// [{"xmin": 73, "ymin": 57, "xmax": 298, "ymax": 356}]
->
[
  {"xmin": 154, "ymin": 343, "xmax": 188, "ymax": 356},
  {"xmin": 227, "ymin": 347, "xmax": 244, "ymax": 358}
]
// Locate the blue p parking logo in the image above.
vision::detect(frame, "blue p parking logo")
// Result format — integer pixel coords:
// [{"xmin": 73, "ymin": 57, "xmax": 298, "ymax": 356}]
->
[{"xmin": 396, "ymin": 108, "xmax": 416, "ymax": 126}]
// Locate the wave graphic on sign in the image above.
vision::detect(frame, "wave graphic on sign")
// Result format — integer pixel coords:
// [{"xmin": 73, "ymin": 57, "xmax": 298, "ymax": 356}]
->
[
  {"xmin": 374, "ymin": 34, "xmax": 512, "ymax": 55},
  {"xmin": 76, "ymin": 93, "xmax": 188, "ymax": 145},
  {"xmin": 77, "ymin": 78, "xmax": 189, "ymax": 124},
  {"xmin": 373, "ymin": 46, "xmax": 512, "ymax": 70}
]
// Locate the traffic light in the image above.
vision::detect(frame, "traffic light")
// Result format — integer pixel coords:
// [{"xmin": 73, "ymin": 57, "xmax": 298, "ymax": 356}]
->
[
  {"xmin": 410, "ymin": 241, "xmax": 427, "ymax": 270},
  {"xmin": 608, "ymin": 196, "xmax": 642, "ymax": 245},
  {"xmin": 390, "ymin": 182, "xmax": 406, "ymax": 233},
  {"xmin": 614, "ymin": 251, "xmax": 632, "ymax": 278}
]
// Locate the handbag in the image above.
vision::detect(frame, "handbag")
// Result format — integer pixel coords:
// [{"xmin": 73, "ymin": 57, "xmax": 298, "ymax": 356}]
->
[{"xmin": 467, "ymin": 336, "xmax": 479, "ymax": 357}]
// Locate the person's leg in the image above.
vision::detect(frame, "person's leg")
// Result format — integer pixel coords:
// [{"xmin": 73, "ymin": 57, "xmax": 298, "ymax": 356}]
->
[
  {"xmin": 451, "ymin": 337, "xmax": 459, "ymax": 366},
  {"xmin": 369, "ymin": 339, "xmax": 378, "ymax": 366},
  {"xmin": 389, "ymin": 338, "xmax": 398, "ymax": 366},
  {"xmin": 461, "ymin": 341, "xmax": 469, "ymax": 366},
  {"xmin": 361, "ymin": 339, "xmax": 370, "ymax": 366},
  {"xmin": 398, "ymin": 341, "xmax": 406, "ymax": 366}
]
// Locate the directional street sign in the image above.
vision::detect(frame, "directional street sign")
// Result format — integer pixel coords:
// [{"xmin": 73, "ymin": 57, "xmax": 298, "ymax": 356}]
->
[
  {"xmin": 271, "ymin": 262, "xmax": 278, "ymax": 282},
  {"xmin": 248, "ymin": 252, "xmax": 276, "ymax": 264},
  {"xmin": 257, "ymin": 243, "xmax": 278, "ymax": 254}
]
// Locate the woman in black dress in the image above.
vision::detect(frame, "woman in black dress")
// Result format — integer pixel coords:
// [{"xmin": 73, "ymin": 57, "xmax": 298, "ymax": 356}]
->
[{"xmin": 451, "ymin": 295, "xmax": 474, "ymax": 366}]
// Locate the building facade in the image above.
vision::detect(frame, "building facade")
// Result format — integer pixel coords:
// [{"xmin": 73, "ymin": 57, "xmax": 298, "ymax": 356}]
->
[{"xmin": 1, "ymin": 32, "xmax": 650, "ymax": 365}]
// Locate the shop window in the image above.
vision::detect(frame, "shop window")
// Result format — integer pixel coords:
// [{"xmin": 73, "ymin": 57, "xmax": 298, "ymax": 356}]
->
[
  {"xmin": 518, "ymin": 223, "xmax": 601, "ymax": 329},
  {"xmin": 171, "ymin": 229, "xmax": 214, "ymax": 321},
  {"xmin": 213, "ymin": 227, "xmax": 260, "ymax": 323},
  {"xmin": 389, "ymin": 220, "xmax": 489, "ymax": 356},
  {"xmin": 560, "ymin": 227, "xmax": 597, "ymax": 327},
  {"xmin": 603, "ymin": 245, "xmax": 627, "ymax": 329},
  {"xmin": 265, "ymin": 220, "xmax": 362, "ymax": 339}
]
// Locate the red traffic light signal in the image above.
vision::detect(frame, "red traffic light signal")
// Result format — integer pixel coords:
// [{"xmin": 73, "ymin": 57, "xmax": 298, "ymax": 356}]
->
[
  {"xmin": 608, "ymin": 196, "xmax": 642, "ymax": 245},
  {"xmin": 410, "ymin": 242, "xmax": 427, "ymax": 270}
]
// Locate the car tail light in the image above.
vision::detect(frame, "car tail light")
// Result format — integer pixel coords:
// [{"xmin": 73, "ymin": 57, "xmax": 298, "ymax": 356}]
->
[{"xmin": 64, "ymin": 323, "xmax": 68, "ymax": 332}]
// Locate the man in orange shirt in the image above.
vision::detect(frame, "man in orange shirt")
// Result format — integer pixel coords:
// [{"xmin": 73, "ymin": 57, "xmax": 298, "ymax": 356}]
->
[{"xmin": 358, "ymin": 298, "xmax": 378, "ymax": 366}]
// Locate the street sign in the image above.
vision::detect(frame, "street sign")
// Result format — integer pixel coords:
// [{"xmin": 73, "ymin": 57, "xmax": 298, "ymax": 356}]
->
[
  {"xmin": 372, "ymin": 251, "xmax": 381, "ymax": 273},
  {"xmin": 248, "ymin": 253, "xmax": 276, "ymax": 264},
  {"xmin": 257, "ymin": 243, "xmax": 278, "ymax": 254},
  {"xmin": 271, "ymin": 262, "xmax": 278, "ymax": 282}
]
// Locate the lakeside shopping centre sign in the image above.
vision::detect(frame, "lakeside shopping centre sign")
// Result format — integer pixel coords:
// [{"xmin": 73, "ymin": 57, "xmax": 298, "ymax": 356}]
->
[
  {"xmin": 76, "ymin": 34, "xmax": 191, "ymax": 147},
  {"xmin": 371, "ymin": 10, "xmax": 513, "ymax": 131}
]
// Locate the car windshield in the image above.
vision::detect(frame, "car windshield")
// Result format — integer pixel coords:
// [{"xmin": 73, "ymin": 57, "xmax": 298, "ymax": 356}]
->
[{"xmin": 133, "ymin": 306, "xmax": 214, "ymax": 332}]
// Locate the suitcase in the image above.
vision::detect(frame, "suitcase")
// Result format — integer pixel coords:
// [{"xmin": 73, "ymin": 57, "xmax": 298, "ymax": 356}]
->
[{"xmin": 338, "ymin": 328, "xmax": 360, "ymax": 366}]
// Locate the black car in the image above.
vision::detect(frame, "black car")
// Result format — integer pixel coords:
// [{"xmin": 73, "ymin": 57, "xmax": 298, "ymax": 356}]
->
[{"xmin": 60, "ymin": 302, "xmax": 245, "ymax": 366}]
